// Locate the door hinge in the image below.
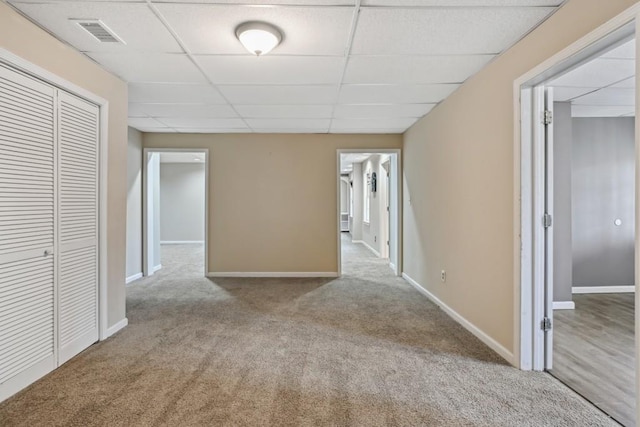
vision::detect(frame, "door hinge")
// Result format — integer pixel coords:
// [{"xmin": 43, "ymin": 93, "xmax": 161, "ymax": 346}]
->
[
  {"xmin": 543, "ymin": 110, "xmax": 553, "ymax": 125},
  {"xmin": 541, "ymin": 317, "xmax": 552, "ymax": 332},
  {"xmin": 543, "ymin": 213, "xmax": 552, "ymax": 228},
  {"xmin": 387, "ymin": 240, "xmax": 390, "ymax": 246}
]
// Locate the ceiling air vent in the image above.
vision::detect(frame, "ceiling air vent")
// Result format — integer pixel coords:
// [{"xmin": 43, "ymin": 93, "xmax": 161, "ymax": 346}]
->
[{"xmin": 73, "ymin": 19, "xmax": 124, "ymax": 43}]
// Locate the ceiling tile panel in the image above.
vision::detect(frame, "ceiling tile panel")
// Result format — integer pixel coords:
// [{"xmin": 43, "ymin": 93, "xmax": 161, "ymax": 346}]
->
[
  {"xmin": 132, "ymin": 103, "xmax": 239, "ymax": 118},
  {"xmin": 156, "ymin": 4, "xmax": 353, "ymax": 55},
  {"xmin": 157, "ymin": 117, "xmax": 247, "ymax": 128},
  {"xmin": 351, "ymin": 7, "xmax": 556, "ymax": 55},
  {"xmin": 12, "ymin": 2, "xmax": 181, "ymax": 53},
  {"xmin": 197, "ymin": 56, "xmax": 344, "ymax": 84},
  {"xmin": 332, "ymin": 128, "xmax": 406, "ymax": 134},
  {"xmin": 334, "ymin": 104, "xmax": 434, "ymax": 118},
  {"xmin": 339, "ymin": 84, "xmax": 459, "ymax": 104},
  {"xmin": 251, "ymin": 128, "xmax": 329, "ymax": 133},
  {"xmin": 572, "ymin": 105, "xmax": 635, "ymax": 118},
  {"xmin": 549, "ymin": 58, "xmax": 635, "ymax": 88},
  {"xmin": 235, "ymin": 105, "xmax": 333, "ymax": 118},
  {"xmin": 128, "ymin": 103, "xmax": 149, "ymax": 117},
  {"xmin": 331, "ymin": 117, "xmax": 418, "ymax": 130},
  {"xmin": 246, "ymin": 118, "xmax": 331, "ymax": 129},
  {"xmin": 551, "ymin": 87, "xmax": 597, "ymax": 102},
  {"xmin": 610, "ymin": 77, "xmax": 635, "ymax": 89},
  {"xmin": 572, "ymin": 88, "xmax": 635, "ymax": 106},
  {"xmin": 153, "ymin": 0, "xmax": 354, "ymax": 4},
  {"xmin": 89, "ymin": 53, "xmax": 206, "ymax": 83},
  {"xmin": 128, "ymin": 83, "xmax": 227, "ymax": 104},
  {"xmin": 344, "ymin": 55, "xmax": 494, "ymax": 84},
  {"xmin": 218, "ymin": 85, "xmax": 338, "ymax": 104},
  {"xmin": 601, "ymin": 39, "xmax": 635, "ymax": 60},
  {"xmin": 128, "ymin": 117, "xmax": 170, "ymax": 129},
  {"xmin": 174, "ymin": 128, "xmax": 250, "ymax": 133}
]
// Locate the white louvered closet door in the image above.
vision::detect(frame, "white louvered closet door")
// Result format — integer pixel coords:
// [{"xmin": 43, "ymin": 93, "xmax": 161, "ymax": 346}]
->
[
  {"xmin": 57, "ymin": 92, "xmax": 99, "ymax": 365},
  {"xmin": 0, "ymin": 65, "xmax": 57, "ymax": 401}
]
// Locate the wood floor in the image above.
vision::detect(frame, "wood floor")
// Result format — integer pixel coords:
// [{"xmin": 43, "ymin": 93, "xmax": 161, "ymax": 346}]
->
[{"xmin": 552, "ymin": 293, "xmax": 635, "ymax": 427}]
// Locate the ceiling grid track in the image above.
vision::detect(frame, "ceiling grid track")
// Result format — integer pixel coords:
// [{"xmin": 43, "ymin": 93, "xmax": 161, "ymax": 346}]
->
[
  {"xmin": 329, "ymin": 0, "xmax": 361, "ymax": 134},
  {"xmin": 144, "ymin": 0, "xmax": 255, "ymax": 132}
]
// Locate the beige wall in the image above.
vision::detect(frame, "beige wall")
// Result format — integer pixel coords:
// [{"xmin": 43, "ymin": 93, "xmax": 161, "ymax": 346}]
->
[
  {"xmin": 0, "ymin": 3, "xmax": 128, "ymax": 328},
  {"xmin": 402, "ymin": 0, "xmax": 638, "ymax": 355},
  {"xmin": 143, "ymin": 133, "xmax": 401, "ymax": 273}
]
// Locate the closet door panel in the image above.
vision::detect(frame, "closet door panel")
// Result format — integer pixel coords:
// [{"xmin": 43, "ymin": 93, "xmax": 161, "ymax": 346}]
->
[
  {"xmin": 0, "ymin": 65, "xmax": 56, "ymax": 402},
  {"xmin": 57, "ymin": 92, "xmax": 99, "ymax": 365}
]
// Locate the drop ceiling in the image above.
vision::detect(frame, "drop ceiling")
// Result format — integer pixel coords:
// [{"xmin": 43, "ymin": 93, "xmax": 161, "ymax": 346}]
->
[
  {"xmin": 9, "ymin": 0, "xmax": 564, "ymax": 133},
  {"xmin": 550, "ymin": 38, "xmax": 635, "ymax": 118}
]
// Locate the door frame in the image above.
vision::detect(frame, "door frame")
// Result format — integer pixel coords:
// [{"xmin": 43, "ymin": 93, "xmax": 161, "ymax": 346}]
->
[
  {"xmin": 0, "ymin": 48, "xmax": 111, "ymax": 342},
  {"xmin": 513, "ymin": 6, "xmax": 639, "ymax": 373},
  {"xmin": 142, "ymin": 148, "xmax": 210, "ymax": 277},
  {"xmin": 336, "ymin": 148, "xmax": 402, "ymax": 277}
]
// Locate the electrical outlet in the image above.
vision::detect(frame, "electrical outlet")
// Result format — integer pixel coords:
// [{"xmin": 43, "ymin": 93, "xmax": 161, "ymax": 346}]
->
[
  {"xmin": 374, "ymin": 236, "xmax": 377, "ymax": 242},
  {"xmin": 441, "ymin": 270, "xmax": 446, "ymax": 283}
]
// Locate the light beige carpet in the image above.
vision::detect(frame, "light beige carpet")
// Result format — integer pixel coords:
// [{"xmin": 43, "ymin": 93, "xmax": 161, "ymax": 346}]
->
[{"xmin": 0, "ymin": 236, "xmax": 619, "ymax": 426}]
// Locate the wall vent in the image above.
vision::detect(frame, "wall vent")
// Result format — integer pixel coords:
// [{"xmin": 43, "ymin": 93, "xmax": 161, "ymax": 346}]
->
[{"xmin": 73, "ymin": 19, "xmax": 124, "ymax": 43}]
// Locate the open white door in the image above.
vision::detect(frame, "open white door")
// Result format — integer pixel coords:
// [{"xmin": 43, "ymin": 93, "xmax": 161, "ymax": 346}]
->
[
  {"xmin": 531, "ymin": 85, "xmax": 554, "ymax": 371},
  {"xmin": 543, "ymin": 88, "xmax": 554, "ymax": 370}
]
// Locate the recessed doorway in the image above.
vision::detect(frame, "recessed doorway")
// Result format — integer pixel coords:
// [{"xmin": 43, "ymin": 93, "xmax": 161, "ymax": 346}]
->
[
  {"xmin": 142, "ymin": 149, "xmax": 209, "ymax": 278},
  {"xmin": 337, "ymin": 150, "xmax": 401, "ymax": 277}
]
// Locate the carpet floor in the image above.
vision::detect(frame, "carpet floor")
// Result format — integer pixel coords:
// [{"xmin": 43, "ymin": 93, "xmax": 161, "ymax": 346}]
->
[{"xmin": 0, "ymin": 235, "xmax": 619, "ymax": 426}]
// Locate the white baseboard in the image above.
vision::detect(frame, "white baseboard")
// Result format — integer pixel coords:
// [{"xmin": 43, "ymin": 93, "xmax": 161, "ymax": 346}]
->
[
  {"xmin": 207, "ymin": 272, "xmax": 338, "ymax": 278},
  {"xmin": 353, "ymin": 240, "xmax": 381, "ymax": 257},
  {"xmin": 152, "ymin": 264, "xmax": 162, "ymax": 273},
  {"xmin": 390, "ymin": 262, "xmax": 396, "ymax": 273},
  {"xmin": 105, "ymin": 318, "xmax": 128, "ymax": 339},
  {"xmin": 402, "ymin": 272, "xmax": 515, "ymax": 366},
  {"xmin": 572, "ymin": 286, "xmax": 635, "ymax": 294},
  {"xmin": 126, "ymin": 272, "xmax": 143, "ymax": 284},
  {"xmin": 160, "ymin": 241, "xmax": 204, "ymax": 244},
  {"xmin": 553, "ymin": 301, "xmax": 575, "ymax": 310}
]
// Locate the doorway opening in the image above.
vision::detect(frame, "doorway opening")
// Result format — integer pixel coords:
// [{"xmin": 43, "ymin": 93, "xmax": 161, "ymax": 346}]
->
[
  {"xmin": 142, "ymin": 149, "xmax": 209, "ymax": 278},
  {"xmin": 337, "ymin": 150, "xmax": 401, "ymax": 277},
  {"xmin": 516, "ymin": 16, "xmax": 637, "ymax": 427}
]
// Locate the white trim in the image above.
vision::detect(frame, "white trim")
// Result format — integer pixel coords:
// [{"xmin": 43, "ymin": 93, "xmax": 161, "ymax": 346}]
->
[
  {"xmin": 160, "ymin": 240, "xmax": 204, "ymax": 244},
  {"xmin": 353, "ymin": 239, "xmax": 381, "ymax": 257},
  {"xmin": 105, "ymin": 318, "xmax": 128, "ymax": 338},
  {"xmin": 152, "ymin": 264, "xmax": 162, "ymax": 273},
  {"xmin": 207, "ymin": 272, "xmax": 338, "ymax": 278},
  {"xmin": 403, "ymin": 273, "xmax": 515, "ymax": 366},
  {"xmin": 0, "ymin": 355, "xmax": 55, "ymax": 403},
  {"xmin": 513, "ymin": 5, "xmax": 640, "ymax": 371},
  {"xmin": 552, "ymin": 301, "xmax": 575, "ymax": 310},
  {"xmin": 0, "ymin": 49, "xmax": 110, "ymax": 345},
  {"xmin": 390, "ymin": 262, "xmax": 396, "ymax": 272},
  {"xmin": 573, "ymin": 286, "xmax": 635, "ymax": 294},
  {"xmin": 126, "ymin": 272, "xmax": 143, "ymax": 284}
]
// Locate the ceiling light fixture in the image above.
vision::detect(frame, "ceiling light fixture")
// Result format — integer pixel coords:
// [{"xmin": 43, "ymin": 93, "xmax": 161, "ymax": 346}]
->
[{"xmin": 236, "ymin": 22, "xmax": 282, "ymax": 56}]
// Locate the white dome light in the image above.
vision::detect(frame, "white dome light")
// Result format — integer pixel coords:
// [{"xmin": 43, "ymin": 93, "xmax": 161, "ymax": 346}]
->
[{"xmin": 236, "ymin": 22, "xmax": 282, "ymax": 56}]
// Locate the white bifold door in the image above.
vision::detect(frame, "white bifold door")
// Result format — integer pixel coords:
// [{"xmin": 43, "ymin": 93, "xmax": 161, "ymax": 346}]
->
[{"xmin": 0, "ymin": 64, "xmax": 99, "ymax": 401}]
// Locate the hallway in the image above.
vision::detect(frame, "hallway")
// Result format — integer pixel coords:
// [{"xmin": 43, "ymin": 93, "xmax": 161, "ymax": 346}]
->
[{"xmin": 0, "ymin": 241, "xmax": 616, "ymax": 426}]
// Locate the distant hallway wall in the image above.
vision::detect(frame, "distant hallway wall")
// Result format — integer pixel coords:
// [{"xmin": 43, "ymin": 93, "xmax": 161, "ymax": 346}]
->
[{"xmin": 160, "ymin": 162, "xmax": 206, "ymax": 242}]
